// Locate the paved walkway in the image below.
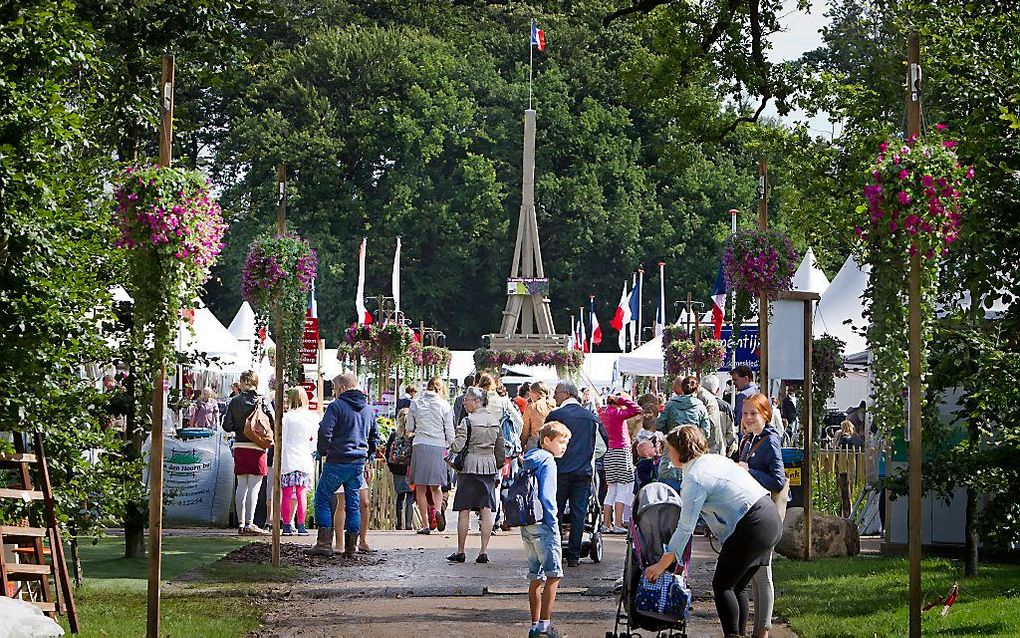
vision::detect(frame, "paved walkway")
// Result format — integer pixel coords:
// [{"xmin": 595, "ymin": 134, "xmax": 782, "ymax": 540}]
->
[{"xmin": 249, "ymin": 529, "xmax": 797, "ymax": 638}]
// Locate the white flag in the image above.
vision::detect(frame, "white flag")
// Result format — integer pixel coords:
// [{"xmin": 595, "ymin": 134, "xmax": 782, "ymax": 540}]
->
[
  {"xmin": 356, "ymin": 238, "xmax": 369, "ymax": 325},
  {"xmin": 392, "ymin": 237, "xmax": 401, "ymax": 315}
]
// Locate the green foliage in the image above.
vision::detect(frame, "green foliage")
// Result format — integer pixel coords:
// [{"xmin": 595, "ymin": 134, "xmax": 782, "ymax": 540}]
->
[{"xmin": 811, "ymin": 334, "xmax": 847, "ymax": 431}]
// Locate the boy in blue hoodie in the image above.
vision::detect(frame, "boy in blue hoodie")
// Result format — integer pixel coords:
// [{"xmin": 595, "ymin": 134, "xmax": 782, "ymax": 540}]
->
[{"xmin": 521, "ymin": 421, "xmax": 571, "ymax": 638}]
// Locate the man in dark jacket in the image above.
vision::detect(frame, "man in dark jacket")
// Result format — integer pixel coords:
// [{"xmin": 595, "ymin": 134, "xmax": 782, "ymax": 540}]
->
[
  {"xmin": 546, "ymin": 379, "xmax": 609, "ymax": 567},
  {"xmin": 306, "ymin": 372, "xmax": 379, "ymax": 557}
]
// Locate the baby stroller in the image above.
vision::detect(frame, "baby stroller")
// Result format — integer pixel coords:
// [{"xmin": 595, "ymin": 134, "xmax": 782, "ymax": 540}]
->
[
  {"xmin": 561, "ymin": 470, "xmax": 605, "ymax": 563},
  {"xmin": 608, "ymin": 483, "xmax": 692, "ymax": 638}
]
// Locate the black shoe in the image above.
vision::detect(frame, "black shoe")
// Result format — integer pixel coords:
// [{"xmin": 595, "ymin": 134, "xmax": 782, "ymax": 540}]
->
[
  {"xmin": 436, "ymin": 510, "xmax": 447, "ymax": 532},
  {"xmin": 416, "ymin": 527, "xmax": 431, "ymax": 535},
  {"xmin": 566, "ymin": 558, "xmax": 580, "ymax": 568},
  {"xmin": 475, "ymin": 553, "xmax": 489, "ymax": 564},
  {"xmin": 447, "ymin": 552, "xmax": 466, "ymax": 563}
]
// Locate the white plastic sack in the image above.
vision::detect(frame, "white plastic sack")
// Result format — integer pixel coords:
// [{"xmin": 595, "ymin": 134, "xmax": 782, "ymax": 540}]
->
[
  {"xmin": 144, "ymin": 431, "xmax": 235, "ymax": 526},
  {"xmin": 0, "ymin": 598, "xmax": 65, "ymax": 638}
]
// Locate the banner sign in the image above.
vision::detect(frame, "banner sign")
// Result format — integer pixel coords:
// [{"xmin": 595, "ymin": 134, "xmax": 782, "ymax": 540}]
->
[
  {"xmin": 301, "ymin": 317, "xmax": 319, "ymax": 365},
  {"xmin": 507, "ymin": 277, "xmax": 550, "ymax": 296},
  {"xmin": 718, "ymin": 324, "xmax": 760, "ymax": 372},
  {"xmin": 300, "ymin": 380, "xmax": 318, "ymax": 411}
]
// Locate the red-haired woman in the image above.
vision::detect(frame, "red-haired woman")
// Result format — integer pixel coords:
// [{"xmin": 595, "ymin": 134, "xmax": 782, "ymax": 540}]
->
[{"xmin": 737, "ymin": 393, "xmax": 787, "ymax": 638}]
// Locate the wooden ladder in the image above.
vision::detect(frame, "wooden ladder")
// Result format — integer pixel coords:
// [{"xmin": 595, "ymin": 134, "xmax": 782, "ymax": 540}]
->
[{"xmin": 0, "ymin": 431, "xmax": 79, "ymax": 633}]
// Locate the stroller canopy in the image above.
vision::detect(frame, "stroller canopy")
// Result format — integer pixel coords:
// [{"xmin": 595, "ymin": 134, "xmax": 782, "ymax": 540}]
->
[{"xmin": 632, "ymin": 483, "xmax": 682, "ymax": 565}]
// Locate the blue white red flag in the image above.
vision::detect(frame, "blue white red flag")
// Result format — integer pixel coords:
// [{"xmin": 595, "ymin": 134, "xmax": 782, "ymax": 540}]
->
[
  {"xmin": 531, "ymin": 22, "xmax": 546, "ymax": 51},
  {"xmin": 711, "ymin": 263, "xmax": 726, "ymax": 339}
]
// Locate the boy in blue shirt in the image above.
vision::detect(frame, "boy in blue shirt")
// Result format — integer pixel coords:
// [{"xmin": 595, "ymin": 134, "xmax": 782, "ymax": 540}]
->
[{"xmin": 521, "ymin": 421, "xmax": 571, "ymax": 638}]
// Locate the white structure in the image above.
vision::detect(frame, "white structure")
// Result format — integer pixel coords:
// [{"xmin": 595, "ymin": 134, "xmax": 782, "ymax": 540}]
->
[
  {"xmin": 792, "ymin": 247, "xmax": 831, "ymax": 296},
  {"xmin": 813, "ymin": 254, "xmax": 870, "ymax": 358}
]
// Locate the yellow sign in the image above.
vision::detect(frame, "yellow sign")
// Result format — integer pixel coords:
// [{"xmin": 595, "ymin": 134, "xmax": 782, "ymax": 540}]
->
[{"xmin": 786, "ymin": 467, "xmax": 802, "ymax": 487}]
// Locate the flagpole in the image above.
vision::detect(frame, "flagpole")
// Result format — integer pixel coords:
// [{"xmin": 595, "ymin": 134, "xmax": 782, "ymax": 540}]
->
[
  {"xmin": 658, "ymin": 261, "xmax": 666, "ymax": 336},
  {"xmin": 629, "ymin": 271, "xmax": 637, "ymax": 352},
  {"xmin": 529, "ymin": 20, "xmax": 534, "ymax": 110},
  {"xmin": 639, "ymin": 269, "xmax": 646, "ymax": 345},
  {"xmin": 729, "ymin": 208, "xmax": 738, "ymax": 411},
  {"xmin": 588, "ymin": 296, "xmax": 595, "ymax": 353}
]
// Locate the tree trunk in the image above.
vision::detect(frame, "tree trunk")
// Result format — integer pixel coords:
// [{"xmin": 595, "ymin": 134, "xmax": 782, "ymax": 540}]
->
[
  {"xmin": 123, "ymin": 365, "xmax": 147, "ymax": 559},
  {"xmin": 964, "ymin": 485, "xmax": 979, "ymax": 576},
  {"xmin": 70, "ymin": 538, "xmax": 84, "ymax": 588}
]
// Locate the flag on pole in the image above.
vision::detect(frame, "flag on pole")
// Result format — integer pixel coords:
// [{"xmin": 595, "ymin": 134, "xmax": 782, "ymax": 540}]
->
[
  {"xmin": 612, "ymin": 281, "xmax": 631, "ymax": 351},
  {"xmin": 531, "ymin": 21, "xmax": 546, "ymax": 51},
  {"xmin": 308, "ymin": 278, "xmax": 318, "ymax": 319},
  {"xmin": 628, "ymin": 272, "xmax": 641, "ymax": 349},
  {"xmin": 655, "ymin": 262, "xmax": 666, "ymax": 337},
  {"xmin": 356, "ymin": 238, "xmax": 372, "ymax": 325},
  {"xmin": 711, "ymin": 262, "xmax": 726, "ymax": 339},
  {"xmin": 579, "ymin": 309, "xmax": 589, "ymax": 353},
  {"xmin": 590, "ymin": 298, "xmax": 602, "ymax": 347},
  {"xmin": 392, "ymin": 237, "xmax": 402, "ymax": 316}
]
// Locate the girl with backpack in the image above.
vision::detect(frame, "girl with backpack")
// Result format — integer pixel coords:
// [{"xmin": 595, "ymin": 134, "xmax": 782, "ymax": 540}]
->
[
  {"xmin": 222, "ymin": 370, "xmax": 274, "ymax": 535},
  {"xmin": 384, "ymin": 408, "xmax": 415, "ymax": 529}
]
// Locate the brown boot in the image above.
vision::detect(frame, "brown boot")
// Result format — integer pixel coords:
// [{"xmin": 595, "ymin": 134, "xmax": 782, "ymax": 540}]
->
[
  {"xmin": 343, "ymin": 532, "xmax": 358, "ymax": 559},
  {"xmin": 304, "ymin": 527, "xmax": 334, "ymax": 556}
]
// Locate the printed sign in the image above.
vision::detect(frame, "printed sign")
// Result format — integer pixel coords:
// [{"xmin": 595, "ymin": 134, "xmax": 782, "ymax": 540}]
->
[
  {"xmin": 785, "ymin": 466, "xmax": 802, "ymax": 487},
  {"xmin": 301, "ymin": 316, "xmax": 319, "ymax": 365},
  {"xmin": 717, "ymin": 325, "xmax": 760, "ymax": 372},
  {"xmin": 300, "ymin": 380, "xmax": 318, "ymax": 411},
  {"xmin": 506, "ymin": 277, "xmax": 550, "ymax": 296}
]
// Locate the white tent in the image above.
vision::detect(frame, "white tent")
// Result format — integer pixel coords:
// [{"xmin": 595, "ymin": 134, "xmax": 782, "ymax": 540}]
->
[
  {"xmin": 616, "ymin": 336, "xmax": 664, "ymax": 376},
  {"xmin": 227, "ymin": 301, "xmax": 257, "ymax": 341},
  {"xmin": 178, "ymin": 302, "xmax": 244, "ymax": 368},
  {"xmin": 792, "ymin": 247, "xmax": 830, "ymax": 295},
  {"xmin": 813, "ymin": 254, "xmax": 870, "ymax": 358}
]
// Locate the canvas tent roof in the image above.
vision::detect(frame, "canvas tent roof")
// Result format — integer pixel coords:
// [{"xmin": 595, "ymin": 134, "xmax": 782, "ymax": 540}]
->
[
  {"xmin": 616, "ymin": 336, "xmax": 664, "ymax": 376},
  {"xmin": 178, "ymin": 301, "xmax": 245, "ymax": 369},
  {"xmin": 813, "ymin": 254, "xmax": 870, "ymax": 358},
  {"xmin": 792, "ymin": 247, "xmax": 830, "ymax": 295}
]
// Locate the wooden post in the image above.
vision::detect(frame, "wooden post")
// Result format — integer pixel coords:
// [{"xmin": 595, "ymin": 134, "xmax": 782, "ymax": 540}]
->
[
  {"xmin": 906, "ymin": 31, "xmax": 923, "ymax": 638},
  {"xmin": 693, "ymin": 304, "xmax": 701, "ymax": 384},
  {"xmin": 271, "ymin": 164, "xmax": 286, "ymax": 567},
  {"xmin": 757, "ymin": 159, "xmax": 769, "ymax": 394},
  {"xmin": 146, "ymin": 53, "xmax": 174, "ymax": 638},
  {"xmin": 803, "ymin": 298, "xmax": 814, "ymax": 560}
]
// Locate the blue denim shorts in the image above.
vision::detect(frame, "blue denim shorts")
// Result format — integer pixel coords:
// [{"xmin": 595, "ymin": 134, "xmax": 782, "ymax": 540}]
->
[{"xmin": 520, "ymin": 523, "xmax": 563, "ymax": 581}]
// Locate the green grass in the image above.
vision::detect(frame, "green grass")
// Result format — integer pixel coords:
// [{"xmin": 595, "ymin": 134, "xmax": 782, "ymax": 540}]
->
[
  {"xmin": 60, "ymin": 535, "xmax": 297, "ymax": 637},
  {"xmin": 773, "ymin": 554, "xmax": 1020, "ymax": 637}
]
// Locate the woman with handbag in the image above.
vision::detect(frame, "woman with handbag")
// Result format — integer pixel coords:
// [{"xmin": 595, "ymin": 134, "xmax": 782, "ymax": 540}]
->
[
  {"xmin": 644, "ymin": 426, "xmax": 782, "ymax": 638},
  {"xmin": 221, "ymin": 370, "xmax": 274, "ymax": 536},
  {"xmin": 447, "ymin": 386, "xmax": 505, "ymax": 564},
  {"xmin": 737, "ymin": 393, "xmax": 787, "ymax": 638}
]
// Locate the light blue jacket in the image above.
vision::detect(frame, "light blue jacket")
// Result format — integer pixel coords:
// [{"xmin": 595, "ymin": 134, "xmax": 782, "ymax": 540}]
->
[{"xmin": 665, "ymin": 453, "xmax": 769, "ymax": 554}]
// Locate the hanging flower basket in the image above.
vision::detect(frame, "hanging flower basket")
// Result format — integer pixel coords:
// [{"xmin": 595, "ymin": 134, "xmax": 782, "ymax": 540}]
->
[
  {"xmin": 855, "ymin": 125, "xmax": 973, "ymax": 434},
  {"xmin": 342, "ymin": 323, "xmax": 419, "ymax": 380},
  {"xmin": 661, "ymin": 325, "xmax": 726, "ymax": 383},
  {"xmin": 722, "ymin": 229, "xmax": 798, "ymax": 332},
  {"xmin": 241, "ymin": 233, "xmax": 318, "ymax": 381},
  {"xmin": 112, "ymin": 165, "xmax": 227, "ymax": 405}
]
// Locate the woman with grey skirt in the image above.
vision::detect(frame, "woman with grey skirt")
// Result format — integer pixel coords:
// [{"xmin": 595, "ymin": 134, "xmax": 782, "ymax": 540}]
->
[
  {"xmin": 407, "ymin": 376, "xmax": 455, "ymax": 534},
  {"xmin": 447, "ymin": 387, "xmax": 505, "ymax": 564}
]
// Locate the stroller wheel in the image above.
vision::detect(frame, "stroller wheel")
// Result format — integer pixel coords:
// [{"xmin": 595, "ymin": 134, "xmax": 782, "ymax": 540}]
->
[{"xmin": 590, "ymin": 531, "xmax": 604, "ymax": 563}]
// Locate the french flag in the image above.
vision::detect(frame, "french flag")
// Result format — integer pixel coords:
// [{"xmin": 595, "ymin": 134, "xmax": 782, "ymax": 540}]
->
[
  {"xmin": 355, "ymin": 238, "xmax": 373, "ymax": 325},
  {"xmin": 711, "ymin": 263, "xmax": 726, "ymax": 339},
  {"xmin": 579, "ymin": 311, "xmax": 589, "ymax": 353},
  {"xmin": 590, "ymin": 298, "xmax": 602, "ymax": 347},
  {"xmin": 531, "ymin": 22, "xmax": 546, "ymax": 51}
]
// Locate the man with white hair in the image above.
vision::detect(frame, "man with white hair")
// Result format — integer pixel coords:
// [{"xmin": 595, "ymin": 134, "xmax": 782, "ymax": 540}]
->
[{"xmin": 701, "ymin": 374, "xmax": 736, "ymax": 456}]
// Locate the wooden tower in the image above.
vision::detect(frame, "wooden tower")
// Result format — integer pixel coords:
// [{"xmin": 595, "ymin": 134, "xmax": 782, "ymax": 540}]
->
[{"xmin": 489, "ymin": 109, "xmax": 568, "ymax": 350}]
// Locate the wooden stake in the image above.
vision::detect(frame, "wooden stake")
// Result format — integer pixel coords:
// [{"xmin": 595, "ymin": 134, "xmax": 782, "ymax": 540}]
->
[
  {"xmin": 272, "ymin": 164, "xmax": 286, "ymax": 567},
  {"xmin": 757, "ymin": 159, "xmax": 769, "ymax": 394},
  {"xmin": 803, "ymin": 299, "xmax": 814, "ymax": 560},
  {"xmin": 146, "ymin": 53, "xmax": 174, "ymax": 638},
  {"xmin": 906, "ymin": 31, "xmax": 923, "ymax": 638}
]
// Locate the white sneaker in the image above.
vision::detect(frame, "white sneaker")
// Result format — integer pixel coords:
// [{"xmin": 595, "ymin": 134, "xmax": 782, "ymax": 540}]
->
[
  {"xmin": 610, "ymin": 526, "xmax": 628, "ymax": 535},
  {"xmin": 245, "ymin": 524, "xmax": 271, "ymax": 536}
]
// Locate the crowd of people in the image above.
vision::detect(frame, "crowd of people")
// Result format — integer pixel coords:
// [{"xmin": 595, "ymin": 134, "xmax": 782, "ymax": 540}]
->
[{"xmin": 214, "ymin": 363, "xmax": 791, "ymax": 638}]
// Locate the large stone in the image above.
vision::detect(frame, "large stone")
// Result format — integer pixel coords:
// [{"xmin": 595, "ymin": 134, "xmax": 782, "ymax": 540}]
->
[{"xmin": 775, "ymin": 507, "xmax": 861, "ymax": 559}]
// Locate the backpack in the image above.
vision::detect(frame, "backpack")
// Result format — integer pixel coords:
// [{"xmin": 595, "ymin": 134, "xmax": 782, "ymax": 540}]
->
[
  {"xmin": 501, "ymin": 408, "xmax": 522, "ymax": 459},
  {"xmin": 243, "ymin": 398, "xmax": 274, "ymax": 450},
  {"xmin": 502, "ymin": 465, "xmax": 542, "ymax": 528},
  {"xmin": 387, "ymin": 434, "xmax": 413, "ymax": 466}
]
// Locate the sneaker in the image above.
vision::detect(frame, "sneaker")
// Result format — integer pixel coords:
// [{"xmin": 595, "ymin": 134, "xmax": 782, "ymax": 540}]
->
[
  {"xmin": 599, "ymin": 525, "xmax": 610, "ymax": 534},
  {"xmin": 245, "ymin": 524, "xmax": 271, "ymax": 536},
  {"xmin": 536, "ymin": 623, "xmax": 561, "ymax": 638},
  {"xmin": 282, "ymin": 524, "xmax": 294, "ymax": 536},
  {"xmin": 295, "ymin": 524, "xmax": 310, "ymax": 536},
  {"xmin": 446, "ymin": 552, "xmax": 466, "ymax": 563},
  {"xmin": 237, "ymin": 526, "xmax": 246, "ymax": 536},
  {"xmin": 416, "ymin": 527, "xmax": 431, "ymax": 535},
  {"xmin": 358, "ymin": 544, "xmax": 379, "ymax": 554},
  {"xmin": 475, "ymin": 553, "xmax": 489, "ymax": 564},
  {"xmin": 566, "ymin": 558, "xmax": 580, "ymax": 568},
  {"xmin": 610, "ymin": 525, "xmax": 628, "ymax": 535}
]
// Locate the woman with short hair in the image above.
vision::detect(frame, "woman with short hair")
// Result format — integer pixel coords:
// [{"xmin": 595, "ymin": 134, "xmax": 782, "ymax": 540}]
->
[
  {"xmin": 644, "ymin": 426, "xmax": 782, "ymax": 638},
  {"xmin": 447, "ymin": 386, "xmax": 505, "ymax": 564}
]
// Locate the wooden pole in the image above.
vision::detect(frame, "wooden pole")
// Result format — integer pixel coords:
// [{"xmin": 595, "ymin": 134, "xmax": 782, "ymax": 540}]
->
[
  {"xmin": 757, "ymin": 159, "xmax": 769, "ymax": 395},
  {"xmin": 906, "ymin": 31, "xmax": 923, "ymax": 638},
  {"xmin": 694, "ymin": 304, "xmax": 702, "ymax": 384},
  {"xmin": 271, "ymin": 164, "xmax": 286, "ymax": 567},
  {"xmin": 803, "ymin": 299, "xmax": 814, "ymax": 560},
  {"xmin": 146, "ymin": 53, "xmax": 174, "ymax": 638}
]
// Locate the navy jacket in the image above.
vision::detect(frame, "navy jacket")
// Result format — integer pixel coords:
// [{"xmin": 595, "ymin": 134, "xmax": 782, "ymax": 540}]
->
[
  {"xmin": 318, "ymin": 390, "xmax": 379, "ymax": 465},
  {"xmin": 738, "ymin": 425, "xmax": 786, "ymax": 492},
  {"xmin": 546, "ymin": 402, "xmax": 608, "ymax": 477}
]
